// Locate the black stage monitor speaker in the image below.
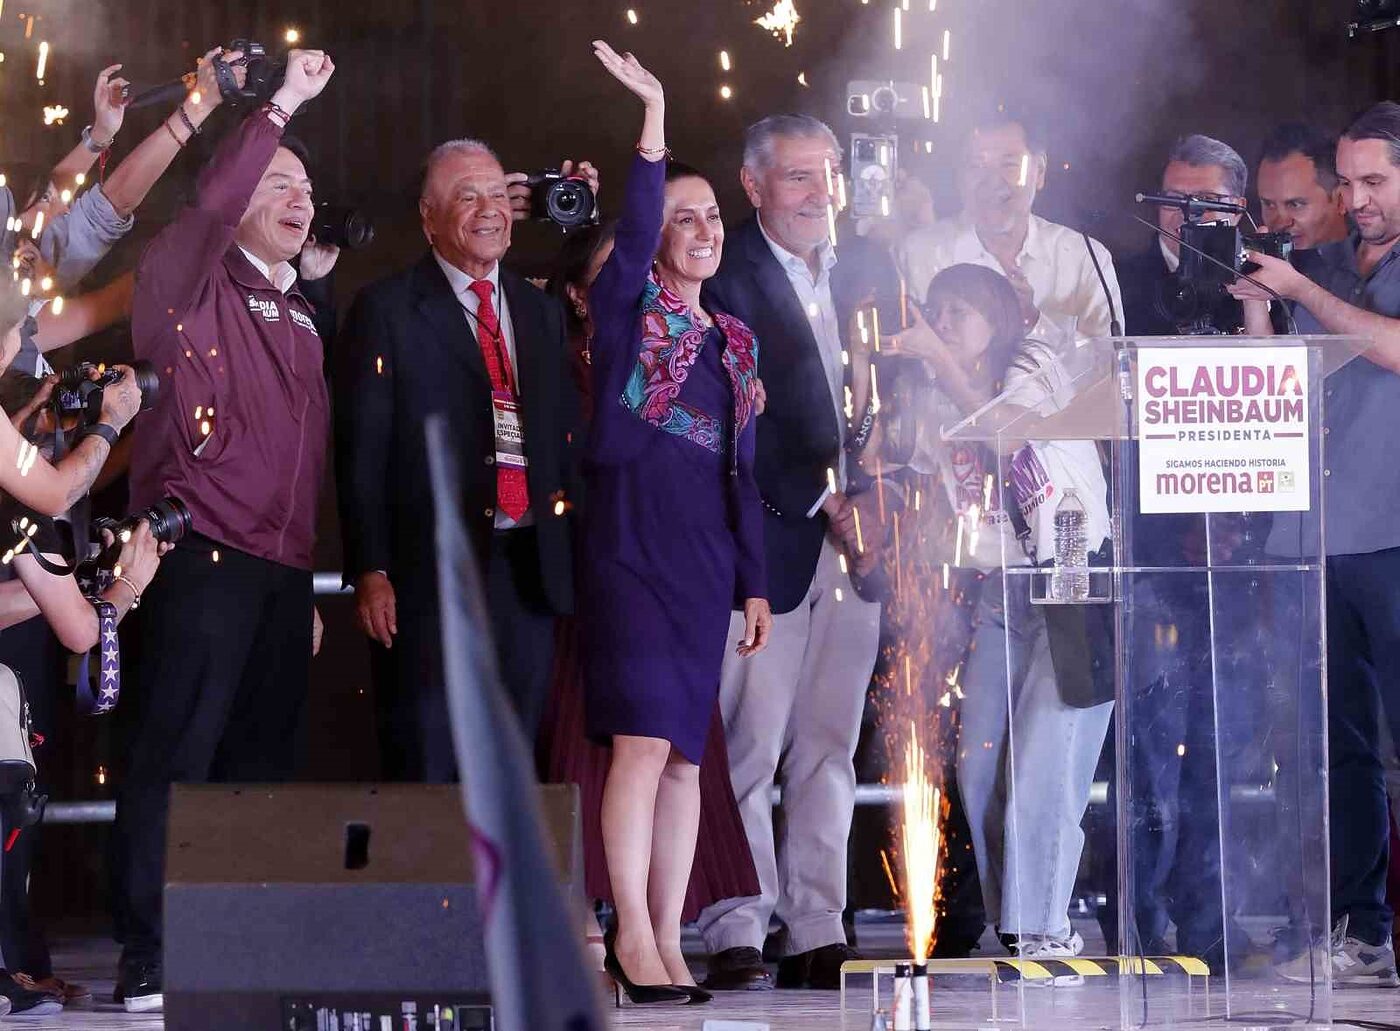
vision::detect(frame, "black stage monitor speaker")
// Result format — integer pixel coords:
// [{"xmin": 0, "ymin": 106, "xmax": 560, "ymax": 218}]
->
[{"xmin": 163, "ymin": 783, "xmax": 581, "ymax": 1030}]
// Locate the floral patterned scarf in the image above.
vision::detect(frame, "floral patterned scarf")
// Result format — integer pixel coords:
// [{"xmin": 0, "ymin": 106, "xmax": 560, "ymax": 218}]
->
[{"xmin": 620, "ymin": 273, "xmax": 759, "ymax": 467}]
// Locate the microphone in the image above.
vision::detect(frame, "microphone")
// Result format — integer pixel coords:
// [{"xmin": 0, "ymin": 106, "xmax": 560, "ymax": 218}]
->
[
  {"xmin": 1131, "ymin": 213, "xmax": 1299, "ymax": 335},
  {"xmin": 1081, "ymin": 231, "xmax": 1122, "ymax": 336},
  {"xmin": 1135, "ymin": 192, "xmax": 1247, "ymax": 218},
  {"xmin": 126, "ymin": 78, "xmax": 191, "ymax": 111}
]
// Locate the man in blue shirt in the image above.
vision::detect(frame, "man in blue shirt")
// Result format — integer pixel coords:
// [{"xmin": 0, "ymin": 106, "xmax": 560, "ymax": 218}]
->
[{"xmin": 1231, "ymin": 101, "xmax": 1400, "ymax": 988}]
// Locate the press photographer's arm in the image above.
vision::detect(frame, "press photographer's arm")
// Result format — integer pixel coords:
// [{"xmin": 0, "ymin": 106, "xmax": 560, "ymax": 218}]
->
[
  {"xmin": 2, "ymin": 521, "xmax": 161, "ymax": 651},
  {"xmin": 0, "ymin": 296, "xmax": 141, "ymax": 516}
]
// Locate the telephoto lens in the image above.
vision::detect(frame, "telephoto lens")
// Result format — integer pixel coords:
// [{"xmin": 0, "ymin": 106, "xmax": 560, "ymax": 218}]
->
[
  {"xmin": 97, "ymin": 497, "xmax": 192, "ymax": 549},
  {"xmin": 312, "ymin": 203, "xmax": 375, "ymax": 250}
]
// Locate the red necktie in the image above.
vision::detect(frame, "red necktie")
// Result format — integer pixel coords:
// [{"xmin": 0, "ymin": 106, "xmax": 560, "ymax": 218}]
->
[{"xmin": 469, "ymin": 279, "xmax": 529, "ymax": 521}]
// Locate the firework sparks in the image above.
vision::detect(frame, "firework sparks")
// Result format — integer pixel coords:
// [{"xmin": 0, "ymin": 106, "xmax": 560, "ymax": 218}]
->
[
  {"xmin": 42, "ymin": 105, "xmax": 68, "ymax": 125},
  {"xmin": 1018, "ymin": 152, "xmax": 1030, "ymax": 187},
  {"xmin": 755, "ymin": 0, "xmax": 800, "ymax": 47},
  {"xmin": 719, "ymin": 50, "xmax": 731, "ymax": 71},
  {"xmin": 625, "ymin": 8, "xmax": 638, "ymax": 25},
  {"xmin": 901, "ymin": 723, "xmax": 942, "ymax": 963},
  {"xmin": 35, "ymin": 40, "xmax": 48, "ymax": 81}
]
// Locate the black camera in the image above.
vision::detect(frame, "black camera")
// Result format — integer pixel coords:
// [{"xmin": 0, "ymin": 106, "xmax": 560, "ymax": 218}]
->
[
  {"xmin": 312, "ymin": 203, "xmax": 375, "ymax": 250},
  {"xmin": 525, "ymin": 172, "xmax": 597, "ymax": 229},
  {"xmin": 94, "ymin": 497, "xmax": 192, "ymax": 550},
  {"xmin": 1178, "ymin": 223, "xmax": 1293, "ymax": 287},
  {"xmin": 214, "ymin": 39, "xmax": 285, "ymax": 107},
  {"xmin": 54, "ymin": 361, "xmax": 159, "ymax": 426}
]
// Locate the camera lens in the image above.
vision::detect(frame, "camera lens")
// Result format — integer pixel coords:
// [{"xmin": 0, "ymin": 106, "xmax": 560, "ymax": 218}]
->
[
  {"xmin": 545, "ymin": 179, "xmax": 596, "ymax": 230},
  {"xmin": 871, "ymin": 86, "xmax": 899, "ymax": 114},
  {"xmin": 129, "ymin": 360, "xmax": 160, "ymax": 412},
  {"xmin": 143, "ymin": 497, "xmax": 192, "ymax": 546}
]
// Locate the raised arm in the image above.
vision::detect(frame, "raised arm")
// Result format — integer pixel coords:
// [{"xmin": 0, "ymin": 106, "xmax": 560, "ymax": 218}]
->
[
  {"xmin": 49, "ymin": 65, "xmax": 130, "ymax": 189},
  {"xmin": 102, "ymin": 48, "xmax": 232, "ymax": 218},
  {"xmin": 136, "ymin": 48, "xmax": 333, "ymax": 317},
  {"xmin": 587, "ymin": 40, "xmax": 667, "ymax": 312}
]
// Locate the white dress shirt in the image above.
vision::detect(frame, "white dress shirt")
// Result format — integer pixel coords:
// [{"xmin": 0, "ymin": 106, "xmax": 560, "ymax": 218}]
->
[
  {"xmin": 433, "ymin": 250, "xmax": 529, "ymax": 529},
  {"xmin": 757, "ymin": 215, "xmax": 847, "ymax": 518},
  {"xmin": 898, "ymin": 213, "xmax": 1124, "ymax": 343},
  {"xmin": 238, "ymin": 246, "xmax": 298, "ymax": 295}
]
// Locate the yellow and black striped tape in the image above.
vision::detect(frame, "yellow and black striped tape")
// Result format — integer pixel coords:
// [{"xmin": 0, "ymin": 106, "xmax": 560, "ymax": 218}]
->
[{"xmin": 993, "ymin": 956, "xmax": 1211, "ymax": 981}]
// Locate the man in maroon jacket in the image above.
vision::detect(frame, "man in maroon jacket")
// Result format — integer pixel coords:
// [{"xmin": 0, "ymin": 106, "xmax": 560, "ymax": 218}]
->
[{"xmin": 111, "ymin": 48, "xmax": 336, "ymax": 1013}]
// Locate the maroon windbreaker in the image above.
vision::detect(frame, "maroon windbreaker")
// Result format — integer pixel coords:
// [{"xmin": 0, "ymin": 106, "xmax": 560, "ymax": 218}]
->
[{"xmin": 128, "ymin": 109, "xmax": 329, "ymax": 570}]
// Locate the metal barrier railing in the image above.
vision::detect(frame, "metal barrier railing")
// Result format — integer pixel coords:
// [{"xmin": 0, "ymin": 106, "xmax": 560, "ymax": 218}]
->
[{"xmin": 40, "ymin": 783, "xmax": 1278, "ymax": 825}]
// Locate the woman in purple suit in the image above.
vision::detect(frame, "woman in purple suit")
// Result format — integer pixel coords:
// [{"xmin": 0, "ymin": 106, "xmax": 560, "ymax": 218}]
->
[{"xmin": 583, "ymin": 41, "xmax": 771, "ymax": 1005}]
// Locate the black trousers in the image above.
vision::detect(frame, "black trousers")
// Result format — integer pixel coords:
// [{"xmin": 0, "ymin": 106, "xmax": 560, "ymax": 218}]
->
[
  {"xmin": 0, "ymin": 616, "xmax": 64, "ymax": 977},
  {"xmin": 372, "ymin": 527, "xmax": 556, "ymax": 783},
  {"xmin": 111, "ymin": 539, "xmax": 312, "ymax": 960}
]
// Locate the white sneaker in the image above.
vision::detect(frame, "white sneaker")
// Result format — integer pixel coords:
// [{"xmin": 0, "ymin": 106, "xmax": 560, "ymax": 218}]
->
[
  {"xmin": 1277, "ymin": 915, "xmax": 1399, "ymax": 989},
  {"xmin": 1013, "ymin": 931, "xmax": 1086, "ymax": 987}
]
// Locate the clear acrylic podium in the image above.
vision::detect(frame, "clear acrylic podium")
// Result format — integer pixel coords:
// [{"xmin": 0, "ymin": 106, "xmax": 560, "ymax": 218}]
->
[{"xmin": 936, "ymin": 334, "xmax": 1362, "ymax": 1030}]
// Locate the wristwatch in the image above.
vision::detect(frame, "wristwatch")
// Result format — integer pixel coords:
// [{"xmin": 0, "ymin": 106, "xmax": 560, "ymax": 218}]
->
[
  {"xmin": 80, "ymin": 125, "xmax": 113, "ymax": 154},
  {"xmin": 78, "ymin": 422, "xmax": 119, "ymax": 447}
]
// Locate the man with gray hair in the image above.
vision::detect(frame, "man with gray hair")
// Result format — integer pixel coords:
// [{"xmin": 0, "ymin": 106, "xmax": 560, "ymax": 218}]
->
[
  {"xmin": 337, "ymin": 138, "xmax": 590, "ymax": 779},
  {"xmin": 697, "ymin": 113, "xmax": 903, "ymax": 991},
  {"xmin": 1119, "ymin": 133, "xmax": 1251, "ymax": 335}
]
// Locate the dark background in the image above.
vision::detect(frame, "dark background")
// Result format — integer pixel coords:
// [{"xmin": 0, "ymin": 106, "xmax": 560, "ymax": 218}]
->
[{"xmin": 2, "ymin": 0, "xmax": 1398, "ymax": 922}]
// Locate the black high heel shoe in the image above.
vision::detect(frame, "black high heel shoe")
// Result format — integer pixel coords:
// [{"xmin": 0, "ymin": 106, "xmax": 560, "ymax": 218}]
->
[
  {"xmin": 603, "ymin": 929, "xmax": 689, "ymax": 1006},
  {"xmin": 673, "ymin": 984, "xmax": 712, "ymax": 1004}
]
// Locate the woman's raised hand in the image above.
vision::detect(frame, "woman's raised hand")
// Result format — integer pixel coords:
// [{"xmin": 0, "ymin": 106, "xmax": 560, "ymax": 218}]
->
[{"xmin": 592, "ymin": 40, "xmax": 664, "ymax": 108}]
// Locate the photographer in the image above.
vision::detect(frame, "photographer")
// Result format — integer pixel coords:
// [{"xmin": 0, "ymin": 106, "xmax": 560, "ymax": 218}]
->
[
  {"xmin": 1119, "ymin": 134, "xmax": 1250, "ymax": 336},
  {"xmin": 111, "ymin": 48, "xmax": 335, "ymax": 1013},
  {"xmin": 1229, "ymin": 102, "xmax": 1400, "ymax": 987},
  {"xmin": 0, "ymin": 277, "xmax": 142, "ymax": 518}
]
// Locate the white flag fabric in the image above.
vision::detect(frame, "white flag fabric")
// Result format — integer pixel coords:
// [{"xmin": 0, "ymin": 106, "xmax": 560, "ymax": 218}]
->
[{"xmin": 427, "ymin": 416, "xmax": 604, "ymax": 1031}]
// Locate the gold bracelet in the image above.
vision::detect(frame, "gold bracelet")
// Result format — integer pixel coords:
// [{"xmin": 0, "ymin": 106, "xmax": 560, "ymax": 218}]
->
[
  {"xmin": 113, "ymin": 574, "xmax": 142, "ymax": 609},
  {"xmin": 636, "ymin": 143, "xmax": 669, "ymax": 158}
]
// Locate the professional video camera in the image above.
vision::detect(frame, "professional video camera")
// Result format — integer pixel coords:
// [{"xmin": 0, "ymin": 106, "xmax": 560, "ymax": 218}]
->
[
  {"xmin": 1134, "ymin": 192, "xmax": 1293, "ymax": 335},
  {"xmin": 312, "ymin": 203, "xmax": 375, "ymax": 249},
  {"xmin": 1137, "ymin": 192, "xmax": 1292, "ymax": 285},
  {"xmin": 53, "ymin": 360, "xmax": 159, "ymax": 427},
  {"xmin": 524, "ymin": 171, "xmax": 597, "ymax": 230}
]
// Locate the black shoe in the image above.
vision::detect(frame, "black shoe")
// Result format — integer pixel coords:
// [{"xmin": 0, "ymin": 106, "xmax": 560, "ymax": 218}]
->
[
  {"xmin": 115, "ymin": 956, "xmax": 163, "ymax": 1014},
  {"xmin": 0, "ymin": 974, "xmax": 60, "ymax": 1016},
  {"xmin": 601, "ymin": 929, "xmax": 688, "ymax": 1006},
  {"xmin": 779, "ymin": 942, "xmax": 861, "ymax": 990},
  {"xmin": 674, "ymin": 984, "xmax": 713, "ymax": 1004},
  {"xmin": 703, "ymin": 946, "xmax": 772, "ymax": 991}
]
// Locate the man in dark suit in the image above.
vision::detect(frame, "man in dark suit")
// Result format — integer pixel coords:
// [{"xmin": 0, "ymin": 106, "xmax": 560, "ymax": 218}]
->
[
  {"xmin": 337, "ymin": 138, "xmax": 582, "ymax": 781},
  {"xmin": 696, "ymin": 114, "xmax": 903, "ymax": 991},
  {"xmin": 1120, "ymin": 134, "xmax": 1252, "ymax": 337}
]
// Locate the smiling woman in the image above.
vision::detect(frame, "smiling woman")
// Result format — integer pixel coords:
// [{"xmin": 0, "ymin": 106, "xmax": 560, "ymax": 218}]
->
[{"xmin": 577, "ymin": 40, "xmax": 770, "ymax": 1007}]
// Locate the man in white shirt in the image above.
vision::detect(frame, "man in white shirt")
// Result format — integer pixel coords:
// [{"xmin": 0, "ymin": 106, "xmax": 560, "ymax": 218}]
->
[{"xmin": 899, "ymin": 111, "xmax": 1122, "ymax": 343}]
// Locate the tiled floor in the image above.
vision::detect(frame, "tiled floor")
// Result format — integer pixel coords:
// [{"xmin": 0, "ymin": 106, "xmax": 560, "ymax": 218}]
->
[{"xmin": 22, "ymin": 923, "xmax": 1400, "ymax": 1029}]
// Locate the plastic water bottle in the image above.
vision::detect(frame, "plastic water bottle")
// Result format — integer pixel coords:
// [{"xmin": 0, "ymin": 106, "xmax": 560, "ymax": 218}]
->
[{"xmin": 1052, "ymin": 488, "xmax": 1089, "ymax": 602}]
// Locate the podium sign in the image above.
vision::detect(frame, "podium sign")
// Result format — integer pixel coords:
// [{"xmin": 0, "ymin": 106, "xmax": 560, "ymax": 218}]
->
[
  {"xmin": 1136, "ymin": 345, "xmax": 1311, "ymax": 514},
  {"xmin": 940, "ymin": 335, "xmax": 1362, "ymax": 1030}
]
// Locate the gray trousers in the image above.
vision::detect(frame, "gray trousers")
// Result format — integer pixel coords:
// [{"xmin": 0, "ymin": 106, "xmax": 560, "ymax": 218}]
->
[
  {"xmin": 698, "ymin": 539, "xmax": 881, "ymax": 955},
  {"xmin": 957, "ymin": 572, "xmax": 1114, "ymax": 940}
]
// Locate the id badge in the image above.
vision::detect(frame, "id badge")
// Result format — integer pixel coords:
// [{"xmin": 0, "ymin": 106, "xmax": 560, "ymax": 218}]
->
[{"xmin": 492, "ymin": 391, "xmax": 528, "ymax": 469}]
